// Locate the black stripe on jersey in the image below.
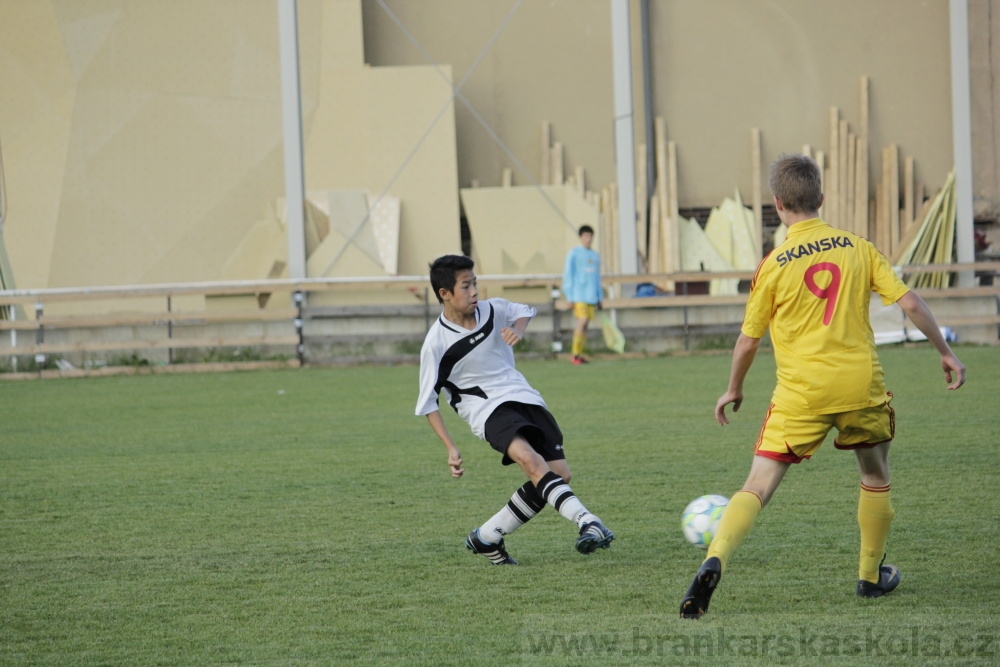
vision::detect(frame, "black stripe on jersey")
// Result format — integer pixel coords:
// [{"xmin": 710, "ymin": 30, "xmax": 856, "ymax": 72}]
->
[{"xmin": 434, "ymin": 303, "xmax": 495, "ymax": 411}]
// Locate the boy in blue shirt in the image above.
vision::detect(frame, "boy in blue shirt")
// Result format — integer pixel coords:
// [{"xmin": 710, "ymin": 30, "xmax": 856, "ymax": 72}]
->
[{"xmin": 562, "ymin": 225, "xmax": 603, "ymax": 364}]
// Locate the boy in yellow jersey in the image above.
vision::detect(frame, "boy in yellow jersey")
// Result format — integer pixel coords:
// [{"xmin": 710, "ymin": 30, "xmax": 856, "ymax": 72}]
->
[{"xmin": 680, "ymin": 154, "xmax": 966, "ymax": 619}]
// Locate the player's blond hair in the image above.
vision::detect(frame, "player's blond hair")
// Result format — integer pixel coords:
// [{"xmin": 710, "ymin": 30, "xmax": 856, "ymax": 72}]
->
[{"xmin": 769, "ymin": 153, "xmax": 823, "ymax": 214}]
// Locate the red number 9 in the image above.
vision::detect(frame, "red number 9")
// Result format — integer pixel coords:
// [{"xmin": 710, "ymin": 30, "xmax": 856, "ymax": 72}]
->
[{"xmin": 804, "ymin": 262, "xmax": 841, "ymax": 326}]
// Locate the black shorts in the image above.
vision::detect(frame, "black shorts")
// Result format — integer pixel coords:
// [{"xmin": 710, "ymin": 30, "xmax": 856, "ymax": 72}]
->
[{"xmin": 484, "ymin": 401, "xmax": 565, "ymax": 466}]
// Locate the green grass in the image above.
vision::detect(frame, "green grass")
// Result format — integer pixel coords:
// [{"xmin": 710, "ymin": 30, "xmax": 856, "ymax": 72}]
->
[{"xmin": 1, "ymin": 346, "xmax": 998, "ymax": 665}]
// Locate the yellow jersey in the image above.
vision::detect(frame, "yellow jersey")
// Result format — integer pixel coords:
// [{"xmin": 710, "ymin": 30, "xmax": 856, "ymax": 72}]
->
[{"xmin": 742, "ymin": 218, "xmax": 910, "ymax": 415}]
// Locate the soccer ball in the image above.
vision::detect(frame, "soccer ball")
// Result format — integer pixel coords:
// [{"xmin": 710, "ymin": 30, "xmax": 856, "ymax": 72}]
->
[{"xmin": 681, "ymin": 495, "xmax": 729, "ymax": 548}]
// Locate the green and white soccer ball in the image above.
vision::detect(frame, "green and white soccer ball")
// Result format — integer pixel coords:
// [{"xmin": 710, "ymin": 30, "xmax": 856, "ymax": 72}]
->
[{"xmin": 681, "ymin": 495, "xmax": 729, "ymax": 548}]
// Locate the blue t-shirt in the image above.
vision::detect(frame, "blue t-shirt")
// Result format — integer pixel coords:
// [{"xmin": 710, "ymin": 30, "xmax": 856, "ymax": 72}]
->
[{"xmin": 562, "ymin": 246, "xmax": 602, "ymax": 304}]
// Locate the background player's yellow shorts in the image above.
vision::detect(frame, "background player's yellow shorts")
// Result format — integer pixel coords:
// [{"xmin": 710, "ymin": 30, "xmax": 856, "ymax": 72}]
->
[
  {"xmin": 754, "ymin": 394, "xmax": 895, "ymax": 464},
  {"xmin": 572, "ymin": 302, "xmax": 597, "ymax": 320}
]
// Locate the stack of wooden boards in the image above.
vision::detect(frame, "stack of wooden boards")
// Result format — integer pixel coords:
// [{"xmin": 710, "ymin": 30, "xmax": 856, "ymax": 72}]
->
[
  {"xmin": 893, "ymin": 170, "xmax": 957, "ymax": 288},
  {"xmin": 638, "ymin": 75, "xmax": 957, "ymax": 292},
  {"xmin": 637, "ymin": 116, "xmax": 763, "ymax": 293},
  {"xmin": 0, "ymin": 139, "xmax": 20, "ymax": 319},
  {"xmin": 816, "ymin": 76, "xmax": 957, "ymax": 287},
  {"xmin": 215, "ymin": 190, "xmax": 402, "ymax": 309},
  {"xmin": 537, "ymin": 121, "xmax": 623, "ymax": 277}
]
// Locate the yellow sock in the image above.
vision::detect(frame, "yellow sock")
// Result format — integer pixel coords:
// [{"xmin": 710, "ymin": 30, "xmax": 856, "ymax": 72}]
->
[
  {"xmin": 706, "ymin": 490, "xmax": 763, "ymax": 571},
  {"xmin": 571, "ymin": 333, "xmax": 585, "ymax": 357},
  {"xmin": 858, "ymin": 484, "xmax": 894, "ymax": 583}
]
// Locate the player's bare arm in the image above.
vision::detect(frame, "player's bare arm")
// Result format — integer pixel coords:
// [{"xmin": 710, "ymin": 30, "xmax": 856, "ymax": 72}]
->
[
  {"xmin": 716, "ymin": 333, "xmax": 761, "ymax": 425},
  {"xmin": 426, "ymin": 410, "xmax": 465, "ymax": 478},
  {"xmin": 895, "ymin": 291, "xmax": 966, "ymax": 390},
  {"xmin": 500, "ymin": 316, "xmax": 531, "ymax": 346}
]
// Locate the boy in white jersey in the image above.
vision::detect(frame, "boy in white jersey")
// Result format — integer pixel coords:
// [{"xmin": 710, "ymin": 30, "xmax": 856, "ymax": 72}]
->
[{"xmin": 416, "ymin": 255, "xmax": 614, "ymax": 564}]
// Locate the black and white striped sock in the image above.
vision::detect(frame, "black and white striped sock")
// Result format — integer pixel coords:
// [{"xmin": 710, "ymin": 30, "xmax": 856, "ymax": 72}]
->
[
  {"xmin": 478, "ymin": 481, "xmax": 547, "ymax": 544},
  {"xmin": 535, "ymin": 471, "xmax": 598, "ymax": 528}
]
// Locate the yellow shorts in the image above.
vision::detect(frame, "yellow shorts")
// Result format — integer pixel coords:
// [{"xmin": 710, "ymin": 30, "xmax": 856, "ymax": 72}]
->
[
  {"xmin": 573, "ymin": 303, "xmax": 597, "ymax": 320},
  {"xmin": 753, "ymin": 394, "xmax": 895, "ymax": 464}
]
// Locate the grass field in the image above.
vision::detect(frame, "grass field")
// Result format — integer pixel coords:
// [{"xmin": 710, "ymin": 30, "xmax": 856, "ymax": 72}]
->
[{"xmin": 2, "ymin": 346, "xmax": 998, "ymax": 665}]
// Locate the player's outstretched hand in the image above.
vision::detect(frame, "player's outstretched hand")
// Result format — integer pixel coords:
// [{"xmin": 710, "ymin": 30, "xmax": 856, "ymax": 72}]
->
[
  {"xmin": 715, "ymin": 390, "xmax": 743, "ymax": 425},
  {"xmin": 500, "ymin": 326, "xmax": 523, "ymax": 346},
  {"xmin": 448, "ymin": 449, "xmax": 465, "ymax": 478},
  {"xmin": 942, "ymin": 352, "xmax": 966, "ymax": 390}
]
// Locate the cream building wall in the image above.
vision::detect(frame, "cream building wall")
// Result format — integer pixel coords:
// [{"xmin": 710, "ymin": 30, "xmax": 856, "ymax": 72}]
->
[
  {"xmin": 1, "ymin": 0, "xmax": 997, "ymax": 301},
  {"xmin": 364, "ymin": 0, "xmax": 1000, "ymax": 218},
  {"xmin": 0, "ymin": 0, "xmax": 460, "ymax": 297}
]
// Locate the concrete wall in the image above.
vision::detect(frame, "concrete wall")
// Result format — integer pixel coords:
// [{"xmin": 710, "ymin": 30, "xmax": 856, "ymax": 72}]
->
[
  {"xmin": 1, "ymin": 0, "xmax": 996, "ymax": 304},
  {"xmin": 0, "ymin": 0, "xmax": 460, "ymax": 297},
  {"xmin": 970, "ymin": 0, "xmax": 1000, "ymax": 220},
  {"xmin": 364, "ymin": 0, "xmax": 1000, "ymax": 217}
]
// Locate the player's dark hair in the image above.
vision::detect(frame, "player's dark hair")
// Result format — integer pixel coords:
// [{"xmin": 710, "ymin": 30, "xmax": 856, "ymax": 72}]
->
[
  {"xmin": 579, "ymin": 225, "xmax": 595, "ymax": 236},
  {"xmin": 429, "ymin": 255, "xmax": 475, "ymax": 303},
  {"xmin": 769, "ymin": 153, "xmax": 823, "ymax": 214}
]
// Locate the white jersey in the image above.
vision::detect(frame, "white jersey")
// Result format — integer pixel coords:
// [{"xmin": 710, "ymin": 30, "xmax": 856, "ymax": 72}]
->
[{"xmin": 415, "ymin": 298, "xmax": 545, "ymax": 439}]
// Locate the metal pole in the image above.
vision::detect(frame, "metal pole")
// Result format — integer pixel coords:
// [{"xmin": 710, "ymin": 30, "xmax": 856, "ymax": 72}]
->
[
  {"xmin": 550, "ymin": 286, "xmax": 563, "ymax": 356},
  {"xmin": 34, "ymin": 302, "xmax": 44, "ymax": 373},
  {"xmin": 682, "ymin": 281, "xmax": 690, "ymax": 351},
  {"xmin": 640, "ymin": 0, "xmax": 656, "ymax": 254},
  {"xmin": 610, "ymin": 0, "xmax": 639, "ymax": 275},
  {"xmin": 949, "ymin": 0, "xmax": 976, "ymax": 287},
  {"xmin": 278, "ymin": 0, "xmax": 308, "ymax": 281},
  {"xmin": 293, "ymin": 290, "xmax": 305, "ymax": 365},
  {"xmin": 9, "ymin": 305, "xmax": 15, "ymax": 372},
  {"xmin": 423, "ymin": 287, "xmax": 430, "ymax": 333},
  {"xmin": 167, "ymin": 295, "xmax": 173, "ymax": 365}
]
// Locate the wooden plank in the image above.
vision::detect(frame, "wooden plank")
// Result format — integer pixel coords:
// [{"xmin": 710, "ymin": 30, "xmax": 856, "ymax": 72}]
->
[
  {"xmin": 575, "ymin": 165, "xmax": 585, "ymax": 196},
  {"xmin": 928, "ymin": 314, "xmax": 1000, "ymax": 326},
  {"xmin": 601, "ymin": 187, "xmax": 613, "ymax": 275},
  {"xmin": 879, "ymin": 146, "xmax": 891, "ymax": 253},
  {"xmin": 602, "ymin": 270, "xmax": 755, "ymax": 284},
  {"xmin": 854, "ymin": 136, "xmax": 869, "ymax": 238},
  {"xmin": 609, "ymin": 183, "xmax": 620, "ymax": 276},
  {"xmin": 647, "ymin": 185, "xmax": 661, "ymax": 273},
  {"xmin": 550, "ymin": 141, "xmax": 563, "ymax": 185},
  {"xmin": 802, "ymin": 144, "xmax": 812, "ymax": 159},
  {"xmin": 838, "ymin": 119, "xmax": 849, "ymax": 230},
  {"xmin": 602, "ymin": 294, "xmax": 749, "ymax": 309},
  {"xmin": 751, "ymin": 128, "xmax": 763, "ymax": 257},
  {"xmin": 541, "ymin": 121, "xmax": 551, "ymax": 186},
  {"xmin": 0, "ymin": 359, "xmax": 303, "ymax": 381},
  {"xmin": 815, "ymin": 150, "xmax": 826, "ymax": 219},
  {"xmin": 828, "ymin": 107, "xmax": 840, "ymax": 227},
  {"xmin": 635, "ymin": 143, "xmax": 648, "ymax": 265},
  {"xmin": 888, "ymin": 143, "xmax": 900, "ymax": 257},
  {"xmin": 903, "ymin": 155, "xmax": 915, "ymax": 234},
  {"xmin": 869, "ymin": 197, "xmax": 878, "ymax": 241},
  {"xmin": 891, "ymin": 195, "xmax": 936, "ymax": 265},
  {"xmin": 859, "ymin": 76, "xmax": 870, "ymax": 140},
  {"xmin": 845, "ymin": 132, "xmax": 856, "ymax": 234},
  {"xmin": 0, "ymin": 307, "xmax": 298, "ymax": 331},
  {"xmin": 502, "ymin": 167, "xmax": 512, "ymax": 188},
  {"xmin": 6, "ymin": 334, "xmax": 302, "ymax": 356},
  {"xmin": 654, "ymin": 117, "xmax": 669, "ymax": 273},
  {"xmin": 667, "ymin": 140, "xmax": 680, "ymax": 274}
]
